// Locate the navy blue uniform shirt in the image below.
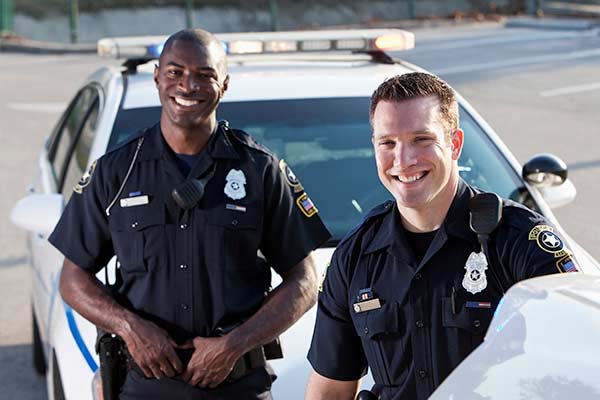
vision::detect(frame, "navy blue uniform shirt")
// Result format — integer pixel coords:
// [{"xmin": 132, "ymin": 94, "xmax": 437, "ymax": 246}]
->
[
  {"xmin": 50, "ymin": 122, "xmax": 331, "ymax": 342},
  {"xmin": 308, "ymin": 180, "xmax": 578, "ymax": 400}
]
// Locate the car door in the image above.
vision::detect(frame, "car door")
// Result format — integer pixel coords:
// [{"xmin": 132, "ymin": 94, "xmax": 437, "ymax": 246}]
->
[{"xmin": 30, "ymin": 85, "xmax": 102, "ymax": 335}]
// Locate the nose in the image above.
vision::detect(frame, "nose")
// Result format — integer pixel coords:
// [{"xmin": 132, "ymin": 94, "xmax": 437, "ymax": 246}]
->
[
  {"xmin": 392, "ymin": 142, "xmax": 417, "ymax": 169},
  {"xmin": 180, "ymin": 73, "xmax": 200, "ymax": 93}
]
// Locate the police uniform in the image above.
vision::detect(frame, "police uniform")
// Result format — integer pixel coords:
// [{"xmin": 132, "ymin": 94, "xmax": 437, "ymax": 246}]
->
[
  {"xmin": 49, "ymin": 122, "xmax": 331, "ymax": 399},
  {"xmin": 308, "ymin": 180, "xmax": 578, "ymax": 400}
]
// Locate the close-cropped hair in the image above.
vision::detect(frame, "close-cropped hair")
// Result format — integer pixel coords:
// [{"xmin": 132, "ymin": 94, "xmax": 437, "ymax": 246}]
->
[{"xmin": 370, "ymin": 72, "xmax": 459, "ymax": 136}]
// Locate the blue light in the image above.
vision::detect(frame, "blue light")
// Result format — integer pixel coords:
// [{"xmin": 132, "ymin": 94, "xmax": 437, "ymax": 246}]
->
[
  {"xmin": 221, "ymin": 41, "xmax": 229, "ymax": 54},
  {"xmin": 147, "ymin": 42, "xmax": 165, "ymax": 58}
]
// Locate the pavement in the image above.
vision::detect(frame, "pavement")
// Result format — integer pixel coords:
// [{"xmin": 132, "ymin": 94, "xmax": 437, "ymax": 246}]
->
[{"xmin": 1, "ymin": 15, "xmax": 599, "ymax": 55}]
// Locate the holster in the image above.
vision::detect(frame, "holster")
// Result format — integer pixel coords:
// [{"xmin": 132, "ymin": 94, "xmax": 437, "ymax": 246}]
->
[{"xmin": 96, "ymin": 331, "xmax": 126, "ymax": 400}]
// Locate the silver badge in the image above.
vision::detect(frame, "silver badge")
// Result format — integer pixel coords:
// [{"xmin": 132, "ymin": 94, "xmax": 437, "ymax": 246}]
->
[
  {"xmin": 462, "ymin": 251, "xmax": 488, "ymax": 294},
  {"xmin": 224, "ymin": 169, "xmax": 246, "ymax": 200}
]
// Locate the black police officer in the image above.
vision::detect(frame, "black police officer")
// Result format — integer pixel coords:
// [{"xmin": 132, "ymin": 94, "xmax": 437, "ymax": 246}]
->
[
  {"xmin": 50, "ymin": 29, "xmax": 330, "ymax": 399},
  {"xmin": 305, "ymin": 73, "xmax": 579, "ymax": 400}
]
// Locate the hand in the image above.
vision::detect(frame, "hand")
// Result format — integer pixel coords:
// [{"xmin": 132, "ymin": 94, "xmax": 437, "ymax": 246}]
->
[
  {"xmin": 120, "ymin": 316, "xmax": 183, "ymax": 379},
  {"xmin": 181, "ymin": 336, "xmax": 240, "ymax": 388}
]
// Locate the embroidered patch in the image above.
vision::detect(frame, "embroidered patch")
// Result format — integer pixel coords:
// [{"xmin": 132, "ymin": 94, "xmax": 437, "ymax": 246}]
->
[
  {"xmin": 556, "ymin": 254, "xmax": 580, "ymax": 273},
  {"xmin": 73, "ymin": 160, "xmax": 97, "ymax": 194},
  {"xmin": 296, "ymin": 193, "xmax": 318, "ymax": 218},
  {"xmin": 224, "ymin": 169, "xmax": 246, "ymax": 200},
  {"xmin": 279, "ymin": 159, "xmax": 304, "ymax": 193},
  {"xmin": 528, "ymin": 225, "xmax": 569, "ymax": 258}
]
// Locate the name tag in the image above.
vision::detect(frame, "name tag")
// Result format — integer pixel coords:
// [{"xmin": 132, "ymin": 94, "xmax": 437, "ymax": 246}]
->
[
  {"xmin": 353, "ymin": 298, "xmax": 381, "ymax": 313},
  {"xmin": 120, "ymin": 195, "xmax": 149, "ymax": 208}
]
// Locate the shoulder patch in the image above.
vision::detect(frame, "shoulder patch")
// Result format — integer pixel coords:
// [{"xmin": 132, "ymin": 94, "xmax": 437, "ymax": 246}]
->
[
  {"xmin": 73, "ymin": 160, "xmax": 97, "ymax": 194},
  {"xmin": 528, "ymin": 225, "xmax": 570, "ymax": 258},
  {"xmin": 296, "ymin": 192, "xmax": 318, "ymax": 218},
  {"xmin": 279, "ymin": 159, "xmax": 304, "ymax": 193}
]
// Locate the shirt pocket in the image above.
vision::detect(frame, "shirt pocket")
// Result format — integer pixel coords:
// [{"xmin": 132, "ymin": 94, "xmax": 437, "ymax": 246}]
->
[
  {"xmin": 108, "ymin": 204, "xmax": 166, "ymax": 274},
  {"xmin": 442, "ymin": 296, "xmax": 494, "ymax": 362},
  {"xmin": 352, "ymin": 302, "xmax": 408, "ymax": 386},
  {"xmin": 205, "ymin": 210, "xmax": 262, "ymax": 280}
]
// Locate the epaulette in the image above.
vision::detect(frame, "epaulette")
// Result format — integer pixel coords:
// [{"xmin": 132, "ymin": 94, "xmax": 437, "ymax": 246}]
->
[
  {"xmin": 226, "ymin": 127, "xmax": 272, "ymax": 156},
  {"xmin": 337, "ymin": 200, "xmax": 394, "ymax": 247},
  {"xmin": 104, "ymin": 126, "xmax": 151, "ymax": 158}
]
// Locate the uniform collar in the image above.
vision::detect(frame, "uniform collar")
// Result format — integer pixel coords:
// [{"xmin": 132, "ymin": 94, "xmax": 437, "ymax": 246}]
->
[
  {"xmin": 364, "ymin": 179, "xmax": 479, "ymax": 263},
  {"xmin": 137, "ymin": 122, "xmax": 240, "ymax": 162}
]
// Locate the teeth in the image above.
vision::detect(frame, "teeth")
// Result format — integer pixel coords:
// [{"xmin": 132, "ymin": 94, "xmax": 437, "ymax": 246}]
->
[
  {"xmin": 174, "ymin": 97, "xmax": 199, "ymax": 106},
  {"xmin": 398, "ymin": 173, "xmax": 425, "ymax": 183}
]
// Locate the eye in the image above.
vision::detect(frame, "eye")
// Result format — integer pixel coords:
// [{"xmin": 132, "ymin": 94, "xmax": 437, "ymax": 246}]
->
[{"xmin": 167, "ymin": 68, "xmax": 182, "ymax": 77}]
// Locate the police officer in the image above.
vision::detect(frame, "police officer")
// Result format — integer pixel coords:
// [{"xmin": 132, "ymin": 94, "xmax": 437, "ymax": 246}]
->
[
  {"xmin": 305, "ymin": 73, "xmax": 579, "ymax": 400},
  {"xmin": 50, "ymin": 29, "xmax": 330, "ymax": 399}
]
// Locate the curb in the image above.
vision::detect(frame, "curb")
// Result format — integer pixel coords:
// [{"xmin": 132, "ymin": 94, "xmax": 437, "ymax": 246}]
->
[
  {"xmin": 0, "ymin": 38, "xmax": 96, "ymax": 54},
  {"xmin": 506, "ymin": 16, "xmax": 600, "ymax": 30}
]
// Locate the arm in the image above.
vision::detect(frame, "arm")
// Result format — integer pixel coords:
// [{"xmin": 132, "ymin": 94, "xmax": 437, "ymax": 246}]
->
[
  {"xmin": 305, "ymin": 371, "xmax": 360, "ymax": 400},
  {"xmin": 59, "ymin": 258, "xmax": 183, "ymax": 378},
  {"xmin": 182, "ymin": 252, "xmax": 318, "ymax": 387}
]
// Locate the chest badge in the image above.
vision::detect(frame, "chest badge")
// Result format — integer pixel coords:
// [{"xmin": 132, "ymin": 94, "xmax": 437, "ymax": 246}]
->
[
  {"xmin": 224, "ymin": 169, "xmax": 246, "ymax": 200},
  {"xmin": 462, "ymin": 251, "xmax": 488, "ymax": 294}
]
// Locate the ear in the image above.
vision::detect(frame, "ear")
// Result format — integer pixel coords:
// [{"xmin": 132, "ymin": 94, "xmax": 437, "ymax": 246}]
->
[
  {"xmin": 154, "ymin": 64, "xmax": 160, "ymax": 87},
  {"xmin": 221, "ymin": 75, "xmax": 230, "ymax": 96},
  {"xmin": 450, "ymin": 129, "xmax": 464, "ymax": 160}
]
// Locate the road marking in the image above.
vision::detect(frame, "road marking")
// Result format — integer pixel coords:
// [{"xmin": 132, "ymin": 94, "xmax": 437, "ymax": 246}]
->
[
  {"xmin": 6, "ymin": 102, "xmax": 66, "ymax": 113},
  {"xmin": 540, "ymin": 82, "xmax": 600, "ymax": 97},
  {"xmin": 433, "ymin": 48, "xmax": 600, "ymax": 76},
  {"xmin": 410, "ymin": 29, "xmax": 598, "ymax": 53}
]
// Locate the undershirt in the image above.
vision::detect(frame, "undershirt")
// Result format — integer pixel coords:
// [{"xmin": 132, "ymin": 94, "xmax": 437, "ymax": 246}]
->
[{"xmin": 404, "ymin": 229, "xmax": 438, "ymax": 264}]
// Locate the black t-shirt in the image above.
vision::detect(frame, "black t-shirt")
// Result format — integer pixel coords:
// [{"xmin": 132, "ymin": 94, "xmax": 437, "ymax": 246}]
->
[{"xmin": 404, "ymin": 229, "xmax": 438, "ymax": 264}]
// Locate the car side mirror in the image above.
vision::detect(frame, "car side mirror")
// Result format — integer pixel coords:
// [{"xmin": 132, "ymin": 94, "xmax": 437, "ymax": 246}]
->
[
  {"xmin": 11, "ymin": 193, "xmax": 64, "ymax": 234},
  {"xmin": 522, "ymin": 154, "xmax": 567, "ymax": 187}
]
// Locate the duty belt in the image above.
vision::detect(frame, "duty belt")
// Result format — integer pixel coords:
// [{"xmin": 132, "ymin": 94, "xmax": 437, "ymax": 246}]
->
[{"xmin": 124, "ymin": 345, "xmax": 267, "ymax": 382}]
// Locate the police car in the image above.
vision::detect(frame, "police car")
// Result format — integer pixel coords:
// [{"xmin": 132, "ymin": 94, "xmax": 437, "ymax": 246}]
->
[{"xmin": 10, "ymin": 29, "xmax": 600, "ymax": 400}]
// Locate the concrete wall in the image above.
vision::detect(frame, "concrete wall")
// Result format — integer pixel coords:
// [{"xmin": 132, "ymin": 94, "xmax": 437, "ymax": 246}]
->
[{"xmin": 14, "ymin": 1, "xmax": 512, "ymax": 43}]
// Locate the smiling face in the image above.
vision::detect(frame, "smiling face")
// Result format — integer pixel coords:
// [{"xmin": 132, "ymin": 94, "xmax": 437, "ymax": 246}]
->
[
  {"xmin": 154, "ymin": 37, "xmax": 229, "ymax": 132},
  {"xmin": 372, "ymin": 96, "xmax": 464, "ymax": 215}
]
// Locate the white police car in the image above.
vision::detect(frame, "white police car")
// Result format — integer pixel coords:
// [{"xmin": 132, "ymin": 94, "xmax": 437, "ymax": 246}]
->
[{"xmin": 10, "ymin": 29, "xmax": 600, "ymax": 400}]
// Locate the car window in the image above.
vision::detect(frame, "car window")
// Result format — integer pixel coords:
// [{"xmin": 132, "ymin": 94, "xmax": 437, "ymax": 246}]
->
[
  {"xmin": 109, "ymin": 98, "xmax": 532, "ymax": 240},
  {"xmin": 48, "ymin": 87, "xmax": 100, "ymax": 195}
]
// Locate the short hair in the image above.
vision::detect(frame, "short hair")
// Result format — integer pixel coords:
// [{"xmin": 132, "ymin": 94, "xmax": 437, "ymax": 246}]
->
[
  {"xmin": 160, "ymin": 29, "xmax": 227, "ymax": 75},
  {"xmin": 370, "ymin": 72, "xmax": 459, "ymax": 136}
]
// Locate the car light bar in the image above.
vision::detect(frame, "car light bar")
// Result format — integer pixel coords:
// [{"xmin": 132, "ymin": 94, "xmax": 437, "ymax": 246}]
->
[{"xmin": 97, "ymin": 29, "xmax": 415, "ymax": 59}]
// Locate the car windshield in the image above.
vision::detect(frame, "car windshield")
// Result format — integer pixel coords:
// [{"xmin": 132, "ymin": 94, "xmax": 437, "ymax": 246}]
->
[{"xmin": 110, "ymin": 97, "xmax": 531, "ymax": 241}]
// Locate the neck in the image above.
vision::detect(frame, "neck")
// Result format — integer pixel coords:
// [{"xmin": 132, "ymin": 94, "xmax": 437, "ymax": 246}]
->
[
  {"xmin": 398, "ymin": 177, "xmax": 459, "ymax": 233},
  {"xmin": 160, "ymin": 116, "xmax": 217, "ymax": 155}
]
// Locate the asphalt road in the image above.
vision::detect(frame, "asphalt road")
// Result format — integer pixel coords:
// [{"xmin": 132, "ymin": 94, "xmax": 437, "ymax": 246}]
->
[{"xmin": 1, "ymin": 19, "xmax": 599, "ymax": 399}]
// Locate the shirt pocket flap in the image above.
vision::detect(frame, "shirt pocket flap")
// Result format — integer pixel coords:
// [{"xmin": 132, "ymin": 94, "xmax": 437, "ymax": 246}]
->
[
  {"xmin": 442, "ymin": 297, "xmax": 491, "ymax": 336},
  {"xmin": 109, "ymin": 205, "xmax": 165, "ymax": 232},
  {"xmin": 354, "ymin": 302, "xmax": 402, "ymax": 340},
  {"xmin": 208, "ymin": 209, "xmax": 258, "ymax": 230}
]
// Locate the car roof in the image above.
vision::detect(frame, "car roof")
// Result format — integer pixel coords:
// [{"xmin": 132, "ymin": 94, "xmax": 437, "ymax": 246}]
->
[{"xmin": 121, "ymin": 55, "xmax": 418, "ymax": 109}]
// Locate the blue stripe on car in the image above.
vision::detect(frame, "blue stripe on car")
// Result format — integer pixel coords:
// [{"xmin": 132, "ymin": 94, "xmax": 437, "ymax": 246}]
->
[{"xmin": 64, "ymin": 302, "xmax": 98, "ymax": 372}]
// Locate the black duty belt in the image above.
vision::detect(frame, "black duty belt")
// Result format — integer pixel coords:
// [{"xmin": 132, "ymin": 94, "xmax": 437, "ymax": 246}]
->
[{"xmin": 124, "ymin": 345, "xmax": 267, "ymax": 382}]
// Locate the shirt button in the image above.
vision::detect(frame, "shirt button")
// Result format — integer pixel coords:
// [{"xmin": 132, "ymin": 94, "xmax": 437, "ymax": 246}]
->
[
  {"xmin": 179, "ymin": 264, "xmax": 188, "ymax": 269},
  {"xmin": 473, "ymin": 319, "xmax": 481, "ymax": 328},
  {"xmin": 418, "ymin": 369, "xmax": 428, "ymax": 379},
  {"xmin": 181, "ymin": 304, "xmax": 189, "ymax": 310},
  {"xmin": 131, "ymin": 221, "xmax": 139, "ymax": 228},
  {"xmin": 180, "ymin": 223, "xmax": 188, "ymax": 229},
  {"xmin": 415, "ymin": 320, "xmax": 424, "ymax": 328},
  {"xmin": 231, "ymin": 219, "xmax": 238, "ymax": 226},
  {"xmin": 363, "ymin": 327, "xmax": 369, "ymax": 335},
  {"xmin": 415, "ymin": 273, "xmax": 422, "ymax": 280}
]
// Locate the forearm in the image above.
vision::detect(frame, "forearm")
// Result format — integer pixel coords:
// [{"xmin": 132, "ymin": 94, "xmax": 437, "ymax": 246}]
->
[
  {"xmin": 59, "ymin": 258, "xmax": 137, "ymax": 338},
  {"xmin": 224, "ymin": 253, "xmax": 318, "ymax": 357}
]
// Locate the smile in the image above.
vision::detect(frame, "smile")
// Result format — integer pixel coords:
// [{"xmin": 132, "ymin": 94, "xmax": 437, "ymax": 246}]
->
[
  {"xmin": 173, "ymin": 97, "xmax": 201, "ymax": 107},
  {"xmin": 395, "ymin": 172, "xmax": 427, "ymax": 183}
]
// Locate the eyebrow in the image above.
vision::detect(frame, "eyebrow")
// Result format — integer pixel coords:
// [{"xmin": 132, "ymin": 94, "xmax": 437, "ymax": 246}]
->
[
  {"xmin": 373, "ymin": 130, "xmax": 436, "ymax": 139},
  {"xmin": 165, "ymin": 61, "xmax": 216, "ymax": 73}
]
